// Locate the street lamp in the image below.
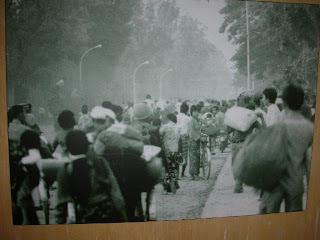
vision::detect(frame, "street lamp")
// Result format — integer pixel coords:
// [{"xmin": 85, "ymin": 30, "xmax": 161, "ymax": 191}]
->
[
  {"xmin": 133, "ymin": 60, "xmax": 149, "ymax": 104},
  {"xmin": 79, "ymin": 44, "xmax": 102, "ymax": 89},
  {"xmin": 159, "ymin": 68, "xmax": 173, "ymax": 100}
]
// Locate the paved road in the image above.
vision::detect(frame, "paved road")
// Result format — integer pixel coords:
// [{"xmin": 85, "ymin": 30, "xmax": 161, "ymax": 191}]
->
[{"xmin": 155, "ymin": 152, "xmax": 229, "ymax": 221}]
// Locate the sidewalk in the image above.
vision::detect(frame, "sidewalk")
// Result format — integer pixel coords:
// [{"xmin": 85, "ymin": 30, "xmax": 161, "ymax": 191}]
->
[
  {"xmin": 202, "ymin": 154, "xmax": 308, "ymax": 218},
  {"xmin": 201, "ymin": 155, "xmax": 261, "ymax": 218}
]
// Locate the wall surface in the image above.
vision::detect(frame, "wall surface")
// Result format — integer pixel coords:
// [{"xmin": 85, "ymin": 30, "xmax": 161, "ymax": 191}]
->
[{"xmin": 1, "ymin": 0, "xmax": 320, "ymax": 239}]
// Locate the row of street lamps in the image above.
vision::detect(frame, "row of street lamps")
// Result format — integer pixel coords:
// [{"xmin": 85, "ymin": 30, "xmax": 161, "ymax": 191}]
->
[{"xmin": 79, "ymin": 44, "xmax": 173, "ymax": 104}]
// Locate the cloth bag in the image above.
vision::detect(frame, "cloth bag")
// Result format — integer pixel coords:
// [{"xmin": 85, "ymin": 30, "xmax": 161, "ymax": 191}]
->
[
  {"xmin": 232, "ymin": 123, "xmax": 289, "ymax": 191},
  {"xmin": 225, "ymin": 107, "xmax": 258, "ymax": 132}
]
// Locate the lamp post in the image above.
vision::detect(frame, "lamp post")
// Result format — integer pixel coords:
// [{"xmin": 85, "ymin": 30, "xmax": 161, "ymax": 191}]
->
[
  {"xmin": 133, "ymin": 61, "xmax": 149, "ymax": 105},
  {"xmin": 79, "ymin": 44, "xmax": 102, "ymax": 90},
  {"xmin": 159, "ymin": 69, "xmax": 173, "ymax": 100}
]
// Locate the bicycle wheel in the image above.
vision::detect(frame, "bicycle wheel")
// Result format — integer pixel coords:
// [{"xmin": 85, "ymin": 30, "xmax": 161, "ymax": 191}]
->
[{"xmin": 202, "ymin": 147, "xmax": 211, "ymax": 180}]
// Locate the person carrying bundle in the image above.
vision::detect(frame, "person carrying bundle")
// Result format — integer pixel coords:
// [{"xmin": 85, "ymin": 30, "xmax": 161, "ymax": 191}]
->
[
  {"xmin": 225, "ymin": 98, "xmax": 264, "ymax": 193},
  {"xmin": 93, "ymin": 105, "xmax": 163, "ymax": 221},
  {"xmin": 258, "ymin": 85, "xmax": 314, "ymax": 213},
  {"xmin": 232, "ymin": 85, "xmax": 313, "ymax": 213},
  {"xmin": 55, "ymin": 130, "xmax": 127, "ymax": 224}
]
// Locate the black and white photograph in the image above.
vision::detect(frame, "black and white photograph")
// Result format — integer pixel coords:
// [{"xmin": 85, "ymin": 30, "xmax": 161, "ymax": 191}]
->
[{"xmin": 5, "ymin": 0, "xmax": 320, "ymax": 225}]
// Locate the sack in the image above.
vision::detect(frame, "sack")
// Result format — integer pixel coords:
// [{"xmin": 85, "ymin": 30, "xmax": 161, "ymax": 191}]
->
[
  {"xmin": 100, "ymin": 131, "xmax": 144, "ymax": 157},
  {"xmin": 225, "ymin": 107, "xmax": 257, "ymax": 132},
  {"xmin": 232, "ymin": 123, "xmax": 289, "ymax": 191},
  {"xmin": 107, "ymin": 123, "xmax": 142, "ymax": 141},
  {"xmin": 145, "ymin": 157, "xmax": 164, "ymax": 188}
]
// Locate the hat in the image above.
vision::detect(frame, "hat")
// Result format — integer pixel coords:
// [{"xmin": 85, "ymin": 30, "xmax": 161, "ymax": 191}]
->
[
  {"xmin": 90, "ymin": 106, "xmax": 116, "ymax": 120},
  {"xmin": 133, "ymin": 103, "xmax": 152, "ymax": 120}
]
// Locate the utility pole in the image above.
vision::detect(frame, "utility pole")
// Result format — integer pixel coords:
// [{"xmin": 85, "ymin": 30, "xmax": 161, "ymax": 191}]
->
[{"xmin": 246, "ymin": 1, "xmax": 251, "ymax": 91}]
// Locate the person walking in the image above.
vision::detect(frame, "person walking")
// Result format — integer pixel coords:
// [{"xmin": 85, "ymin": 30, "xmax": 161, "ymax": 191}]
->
[
  {"xmin": 55, "ymin": 130, "xmax": 127, "ymax": 223},
  {"xmin": 262, "ymin": 88, "xmax": 281, "ymax": 127},
  {"xmin": 177, "ymin": 103, "xmax": 190, "ymax": 177},
  {"xmin": 259, "ymin": 85, "xmax": 314, "ymax": 214},
  {"xmin": 160, "ymin": 113, "xmax": 181, "ymax": 193},
  {"xmin": 188, "ymin": 105, "xmax": 202, "ymax": 180}
]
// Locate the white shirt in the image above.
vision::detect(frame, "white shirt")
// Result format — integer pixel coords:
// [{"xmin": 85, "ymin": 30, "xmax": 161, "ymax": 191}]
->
[
  {"xmin": 177, "ymin": 112, "xmax": 190, "ymax": 135},
  {"xmin": 266, "ymin": 104, "xmax": 281, "ymax": 127},
  {"xmin": 175, "ymin": 102, "xmax": 182, "ymax": 113},
  {"xmin": 160, "ymin": 121, "xmax": 180, "ymax": 153},
  {"xmin": 255, "ymin": 108, "xmax": 267, "ymax": 125}
]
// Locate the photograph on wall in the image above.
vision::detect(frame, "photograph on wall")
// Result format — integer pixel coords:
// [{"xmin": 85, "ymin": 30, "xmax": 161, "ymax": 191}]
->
[{"xmin": 5, "ymin": 0, "xmax": 320, "ymax": 225}]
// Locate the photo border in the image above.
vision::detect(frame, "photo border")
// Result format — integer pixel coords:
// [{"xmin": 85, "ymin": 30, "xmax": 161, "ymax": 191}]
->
[{"xmin": 1, "ymin": 0, "xmax": 320, "ymax": 239}]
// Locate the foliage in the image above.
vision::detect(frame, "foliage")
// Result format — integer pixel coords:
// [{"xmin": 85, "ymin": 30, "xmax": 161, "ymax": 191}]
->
[
  {"xmin": 6, "ymin": 0, "xmax": 141, "ymax": 106},
  {"xmin": 219, "ymin": 0, "xmax": 320, "ymax": 92},
  {"xmin": 116, "ymin": 0, "xmax": 233, "ymax": 101}
]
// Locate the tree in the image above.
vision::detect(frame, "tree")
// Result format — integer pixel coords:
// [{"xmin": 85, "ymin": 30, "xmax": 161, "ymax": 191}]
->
[
  {"xmin": 115, "ymin": 0, "xmax": 233, "ymax": 101},
  {"xmin": 6, "ymin": 0, "xmax": 142, "ymax": 108},
  {"xmin": 219, "ymin": 1, "xmax": 320, "ymax": 93}
]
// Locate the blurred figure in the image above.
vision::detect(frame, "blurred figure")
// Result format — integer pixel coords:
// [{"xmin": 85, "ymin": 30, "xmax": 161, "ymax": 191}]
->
[
  {"xmin": 55, "ymin": 130, "xmax": 127, "ymax": 223},
  {"xmin": 102, "ymin": 101, "xmax": 113, "ymax": 110},
  {"xmin": 143, "ymin": 94, "xmax": 155, "ymax": 111},
  {"xmin": 227, "ymin": 97, "xmax": 261, "ymax": 193},
  {"xmin": 110, "ymin": 104, "xmax": 124, "ymax": 123},
  {"xmin": 8, "ymin": 105, "xmax": 29, "ymax": 224},
  {"xmin": 17, "ymin": 130, "xmax": 44, "ymax": 225},
  {"xmin": 131, "ymin": 103, "xmax": 154, "ymax": 144},
  {"xmin": 253, "ymin": 94, "xmax": 267, "ymax": 126},
  {"xmin": 87, "ymin": 106, "xmax": 116, "ymax": 143},
  {"xmin": 52, "ymin": 110, "xmax": 76, "ymax": 156},
  {"xmin": 78, "ymin": 105, "xmax": 93, "ymax": 132},
  {"xmin": 259, "ymin": 84, "xmax": 314, "ymax": 214}
]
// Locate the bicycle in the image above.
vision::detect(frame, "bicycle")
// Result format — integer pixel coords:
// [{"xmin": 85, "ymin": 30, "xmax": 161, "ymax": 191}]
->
[{"xmin": 199, "ymin": 133, "xmax": 212, "ymax": 180}]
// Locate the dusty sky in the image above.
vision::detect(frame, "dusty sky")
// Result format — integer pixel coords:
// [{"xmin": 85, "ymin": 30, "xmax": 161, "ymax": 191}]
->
[{"xmin": 176, "ymin": 0, "xmax": 238, "ymax": 72}]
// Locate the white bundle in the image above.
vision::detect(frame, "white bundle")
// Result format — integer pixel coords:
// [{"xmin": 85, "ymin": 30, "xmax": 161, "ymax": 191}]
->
[
  {"xmin": 224, "ymin": 106, "xmax": 258, "ymax": 132},
  {"xmin": 141, "ymin": 145, "xmax": 162, "ymax": 162}
]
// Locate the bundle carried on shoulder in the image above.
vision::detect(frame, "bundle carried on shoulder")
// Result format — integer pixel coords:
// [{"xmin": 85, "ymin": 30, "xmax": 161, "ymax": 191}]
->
[
  {"xmin": 232, "ymin": 123, "xmax": 289, "ymax": 191},
  {"xmin": 224, "ymin": 107, "xmax": 257, "ymax": 132},
  {"xmin": 102, "ymin": 123, "xmax": 144, "ymax": 156}
]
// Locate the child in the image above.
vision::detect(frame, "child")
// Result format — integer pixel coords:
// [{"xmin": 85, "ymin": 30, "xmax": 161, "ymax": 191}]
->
[{"xmin": 55, "ymin": 130, "xmax": 127, "ymax": 224}]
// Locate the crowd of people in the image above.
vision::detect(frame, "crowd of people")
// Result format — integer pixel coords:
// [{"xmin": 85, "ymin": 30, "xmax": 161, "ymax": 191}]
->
[{"xmin": 7, "ymin": 83, "xmax": 316, "ymax": 225}]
